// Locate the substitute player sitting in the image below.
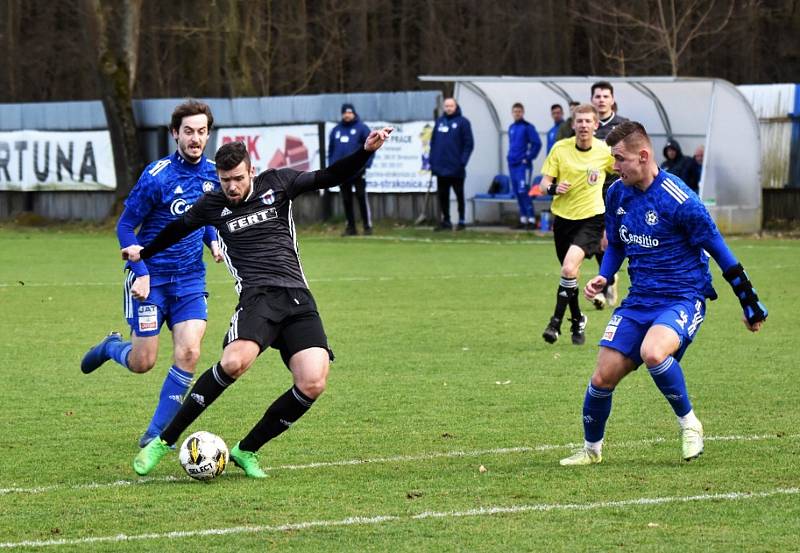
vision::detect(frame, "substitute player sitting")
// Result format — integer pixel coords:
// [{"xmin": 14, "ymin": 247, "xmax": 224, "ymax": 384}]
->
[
  {"xmin": 538, "ymin": 104, "xmax": 615, "ymax": 345},
  {"xmin": 560, "ymin": 121, "xmax": 767, "ymax": 466},
  {"xmin": 126, "ymin": 127, "xmax": 393, "ymax": 478}
]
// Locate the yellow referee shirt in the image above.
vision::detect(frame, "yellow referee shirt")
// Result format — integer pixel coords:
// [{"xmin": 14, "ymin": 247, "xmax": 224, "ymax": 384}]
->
[{"xmin": 541, "ymin": 137, "xmax": 615, "ymax": 220}]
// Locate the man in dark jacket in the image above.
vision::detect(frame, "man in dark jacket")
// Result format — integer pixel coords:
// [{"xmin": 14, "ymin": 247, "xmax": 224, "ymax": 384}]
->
[
  {"xmin": 661, "ymin": 139, "xmax": 699, "ymax": 193},
  {"xmin": 429, "ymin": 97, "xmax": 474, "ymax": 231},
  {"xmin": 328, "ymin": 103, "xmax": 373, "ymax": 235}
]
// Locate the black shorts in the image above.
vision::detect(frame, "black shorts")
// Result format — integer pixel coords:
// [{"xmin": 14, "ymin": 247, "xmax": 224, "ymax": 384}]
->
[
  {"xmin": 553, "ymin": 214, "xmax": 605, "ymax": 264},
  {"xmin": 223, "ymin": 286, "xmax": 333, "ymax": 368}
]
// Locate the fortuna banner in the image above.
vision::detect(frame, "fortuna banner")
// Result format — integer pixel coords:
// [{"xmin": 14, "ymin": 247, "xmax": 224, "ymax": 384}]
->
[{"xmin": 0, "ymin": 130, "xmax": 117, "ymax": 191}]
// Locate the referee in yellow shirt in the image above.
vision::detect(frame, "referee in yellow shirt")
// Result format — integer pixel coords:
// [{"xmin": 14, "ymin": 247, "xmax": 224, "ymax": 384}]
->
[{"xmin": 538, "ymin": 104, "xmax": 614, "ymax": 345}]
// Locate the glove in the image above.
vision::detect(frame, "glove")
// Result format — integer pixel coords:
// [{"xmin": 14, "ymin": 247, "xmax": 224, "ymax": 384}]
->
[{"xmin": 723, "ymin": 263, "xmax": 768, "ymax": 325}]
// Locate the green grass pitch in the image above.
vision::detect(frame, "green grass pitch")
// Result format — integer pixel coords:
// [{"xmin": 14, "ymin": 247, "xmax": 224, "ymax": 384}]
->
[{"xmin": 0, "ymin": 225, "xmax": 798, "ymax": 552}]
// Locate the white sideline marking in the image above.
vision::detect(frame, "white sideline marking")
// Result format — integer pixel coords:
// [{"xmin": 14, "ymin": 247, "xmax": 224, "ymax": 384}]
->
[
  {"xmin": 0, "ymin": 271, "xmax": 536, "ymax": 289},
  {"xmin": 1, "ymin": 432, "xmax": 793, "ymax": 497},
  {"xmin": 0, "ymin": 487, "xmax": 796, "ymax": 549}
]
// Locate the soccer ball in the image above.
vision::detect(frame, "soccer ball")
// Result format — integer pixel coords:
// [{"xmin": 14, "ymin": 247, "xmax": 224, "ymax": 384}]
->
[{"xmin": 178, "ymin": 431, "xmax": 229, "ymax": 481}]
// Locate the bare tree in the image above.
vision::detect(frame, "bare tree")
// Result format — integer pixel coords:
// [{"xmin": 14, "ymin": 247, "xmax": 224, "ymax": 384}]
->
[{"xmin": 573, "ymin": 0, "xmax": 737, "ymax": 76}]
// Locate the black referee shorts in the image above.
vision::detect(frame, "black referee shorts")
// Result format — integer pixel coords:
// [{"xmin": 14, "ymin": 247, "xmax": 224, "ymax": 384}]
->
[
  {"xmin": 552, "ymin": 213, "xmax": 605, "ymax": 264},
  {"xmin": 223, "ymin": 286, "xmax": 333, "ymax": 368}
]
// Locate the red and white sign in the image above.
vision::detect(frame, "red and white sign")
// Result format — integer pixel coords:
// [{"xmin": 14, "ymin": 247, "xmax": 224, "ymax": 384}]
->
[{"xmin": 216, "ymin": 125, "xmax": 321, "ymax": 176}]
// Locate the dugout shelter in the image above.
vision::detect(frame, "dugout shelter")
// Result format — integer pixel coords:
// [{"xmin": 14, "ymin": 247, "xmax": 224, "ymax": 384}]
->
[{"xmin": 419, "ymin": 76, "xmax": 762, "ymax": 233}]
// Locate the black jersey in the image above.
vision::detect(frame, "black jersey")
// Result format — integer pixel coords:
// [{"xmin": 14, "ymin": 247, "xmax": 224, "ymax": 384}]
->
[
  {"xmin": 140, "ymin": 146, "xmax": 374, "ymax": 295},
  {"xmin": 185, "ymin": 168, "xmax": 315, "ymax": 292}
]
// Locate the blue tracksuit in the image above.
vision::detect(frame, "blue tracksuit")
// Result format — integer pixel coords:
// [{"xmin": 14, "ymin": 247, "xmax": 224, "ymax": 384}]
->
[
  {"xmin": 507, "ymin": 119, "xmax": 542, "ymax": 221},
  {"xmin": 328, "ymin": 115, "xmax": 373, "ymax": 183},
  {"xmin": 429, "ymin": 107, "xmax": 474, "ymax": 178},
  {"xmin": 547, "ymin": 120, "xmax": 563, "ymax": 153}
]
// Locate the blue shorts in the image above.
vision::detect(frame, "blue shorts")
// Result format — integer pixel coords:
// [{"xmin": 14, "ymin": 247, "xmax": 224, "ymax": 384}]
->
[
  {"xmin": 123, "ymin": 271, "xmax": 208, "ymax": 337},
  {"xmin": 598, "ymin": 299, "xmax": 706, "ymax": 367}
]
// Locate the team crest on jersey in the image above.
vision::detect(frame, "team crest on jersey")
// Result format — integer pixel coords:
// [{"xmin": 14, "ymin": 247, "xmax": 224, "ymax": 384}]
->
[
  {"xmin": 452, "ymin": 122, "xmax": 458, "ymax": 128},
  {"xmin": 645, "ymin": 210, "xmax": 659, "ymax": 226},
  {"xmin": 260, "ymin": 189, "xmax": 276, "ymax": 205},
  {"xmin": 587, "ymin": 168, "xmax": 601, "ymax": 186},
  {"xmin": 203, "ymin": 181, "xmax": 215, "ymax": 193}
]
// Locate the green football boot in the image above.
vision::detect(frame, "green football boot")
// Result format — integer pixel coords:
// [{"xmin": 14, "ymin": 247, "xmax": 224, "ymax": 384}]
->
[
  {"xmin": 133, "ymin": 438, "xmax": 171, "ymax": 476},
  {"xmin": 230, "ymin": 442, "xmax": 268, "ymax": 479}
]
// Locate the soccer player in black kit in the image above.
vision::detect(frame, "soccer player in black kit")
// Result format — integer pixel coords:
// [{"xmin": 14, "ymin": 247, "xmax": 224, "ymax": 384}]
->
[{"xmin": 127, "ymin": 126, "xmax": 393, "ymax": 478}]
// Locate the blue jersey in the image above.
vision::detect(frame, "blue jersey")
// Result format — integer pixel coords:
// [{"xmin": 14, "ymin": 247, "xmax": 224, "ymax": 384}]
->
[
  {"xmin": 124, "ymin": 151, "xmax": 219, "ymax": 278},
  {"xmin": 605, "ymin": 170, "xmax": 718, "ymax": 307}
]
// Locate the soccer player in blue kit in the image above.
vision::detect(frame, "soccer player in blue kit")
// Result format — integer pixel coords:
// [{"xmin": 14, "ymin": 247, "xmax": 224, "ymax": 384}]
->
[
  {"xmin": 560, "ymin": 122, "xmax": 768, "ymax": 466},
  {"xmin": 81, "ymin": 100, "xmax": 223, "ymax": 447}
]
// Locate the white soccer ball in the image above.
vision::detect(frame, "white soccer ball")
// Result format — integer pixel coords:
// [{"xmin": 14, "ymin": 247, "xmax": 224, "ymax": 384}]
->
[{"xmin": 178, "ymin": 431, "xmax": 229, "ymax": 481}]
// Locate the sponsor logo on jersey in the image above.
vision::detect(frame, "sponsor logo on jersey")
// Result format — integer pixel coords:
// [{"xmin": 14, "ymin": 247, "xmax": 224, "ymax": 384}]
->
[
  {"xmin": 174, "ymin": 185, "xmax": 183, "ymax": 194},
  {"xmin": 170, "ymin": 198, "xmax": 193, "ymax": 216},
  {"xmin": 203, "ymin": 181, "xmax": 215, "ymax": 193},
  {"xmin": 619, "ymin": 225, "xmax": 659, "ymax": 248},
  {"xmin": 261, "ymin": 189, "xmax": 276, "ymax": 205},
  {"xmin": 645, "ymin": 210, "xmax": 659, "ymax": 226},
  {"xmin": 616, "ymin": 206, "xmax": 626, "ymax": 215},
  {"xmin": 587, "ymin": 168, "xmax": 601, "ymax": 186},
  {"xmin": 221, "ymin": 207, "xmax": 232, "ymax": 217},
  {"xmin": 226, "ymin": 208, "xmax": 278, "ymax": 232}
]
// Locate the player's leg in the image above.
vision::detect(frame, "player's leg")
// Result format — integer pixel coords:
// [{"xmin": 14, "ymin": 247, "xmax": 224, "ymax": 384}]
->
[
  {"xmin": 232, "ymin": 302, "xmax": 330, "ymax": 478},
  {"xmin": 561, "ymin": 307, "xmax": 645, "ymax": 465},
  {"xmin": 354, "ymin": 177, "xmax": 373, "ymax": 234},
  {"xmin": 133, "ymin": 339, "xmax": 259, "ymax": 475},
  {"xmin": 544, "ymin": 227, "xmax": 586, "ymax": 344},
  {"xmin": 642, "ymin": 301, "xmax": 706, "ymax": 460},
  {"xmin": 138, "ymin": 317, "xmax": 206, "ymax": 447},
  {"xmin": 340, "ymin": 182, "xmax": 357, "ymax": 236},
  {"xmin": 81, "ymin": 275, "xmax": 162, "ymax": 374},
  {"xmin": 561, "ymin": 349, "xmax": 637, "ymax": 466}
]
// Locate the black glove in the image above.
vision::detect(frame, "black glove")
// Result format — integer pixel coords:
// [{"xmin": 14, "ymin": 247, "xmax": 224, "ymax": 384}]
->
[{"xmin": 722, "ymin": 263, "xmax": 768, "ymax": 325}]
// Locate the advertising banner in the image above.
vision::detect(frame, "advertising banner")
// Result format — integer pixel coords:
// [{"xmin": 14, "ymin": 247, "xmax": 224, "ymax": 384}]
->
[
  {"xmin": 216, "ymin": 125, "xmax": 322, "ymax": 176},
  {"xmin": 0, "ymin": 130, "xmax": 117, "ymax": 191},
  {"xmin": 325, "ymin": 120, "xmax": 434, "ymax": 193}
]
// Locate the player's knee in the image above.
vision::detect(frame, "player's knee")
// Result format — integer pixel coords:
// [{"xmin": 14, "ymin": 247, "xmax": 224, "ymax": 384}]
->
[
  {"xmin": 561, "ymin": 265, "xmax": 579, "ymax": 279},
  {"xmin": 219, "ymin": 358, "xmax": 249, "ymax": 379},
  {"xmin": 174, "ymin": 345, "xmax": 201, "ymax": 369},
  {"xmin": 590, "ymin": 372, "xmax": 616, "ymax": 390},
  {"xmin": 128, "ymin": 348, "xmax": 156, "ymax": 373},
  {"xmin": 296, "ymin": 374, "xmax": 327, "ymax": 399},
  {"xmin": 640, "ymin": 344, "xmax": 669, "ymax": 367}
]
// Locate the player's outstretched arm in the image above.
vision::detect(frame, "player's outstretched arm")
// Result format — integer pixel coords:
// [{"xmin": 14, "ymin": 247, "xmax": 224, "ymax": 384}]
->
[
  {"xmin": 291, "ymin": 127, "xmax": 394, "ymax": 197},
  {"xmin": 703, "ymin": 235, "xmax": 768, "ymax": 332},
  {"xmin": 123, "ymin": 218, "xmax": 201, "ymax": 263}
]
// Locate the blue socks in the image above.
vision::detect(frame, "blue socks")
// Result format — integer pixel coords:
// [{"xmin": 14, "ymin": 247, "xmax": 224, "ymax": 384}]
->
[
  {"xmin": 144, "ymin": 365, "xmax": 194, "ymax": 439},
  {"xmin": 647, "ymin": 356, "xmax": 692, "ymax": 417},
  {"xmin": 105, "ymin": 339, "xmax": 133, "ymax": 369},
  {"xmin": 582, "ymin": 383, "xmax": 613, "ymax": 443}
]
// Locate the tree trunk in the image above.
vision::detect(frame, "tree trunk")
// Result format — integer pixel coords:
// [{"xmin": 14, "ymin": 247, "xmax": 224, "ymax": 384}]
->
[{"xmin": 83, "ymin": 0, "xmax": 145, "ymax": 202}]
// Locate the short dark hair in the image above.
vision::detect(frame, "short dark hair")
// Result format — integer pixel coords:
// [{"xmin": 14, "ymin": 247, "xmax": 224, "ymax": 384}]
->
[
  {"xmin": 591, "ymin": 81, "xmax": 614, "ymax": 97},
  {"xmin": 215, "ymin": 141, "xmax": 250, "ymax": 171},
  {"xmin": 569, "ymin": 100, "xmax": 580, "ymax": 108},
  {"xmin": 551, "ymin": 104, "xmax": 563, "ymax": 111},
  {"xmin": 605, "ymin": 121, "xmax": 651, "ymax": 149},
  {"xmin": 512, "ymin": 102, "xmax": 524, "ymax": 110},
  {"xmin": 170, "ymin": 99, "xmax": 214, "ymax": 132}
]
